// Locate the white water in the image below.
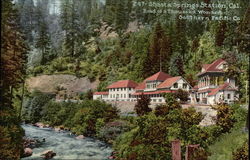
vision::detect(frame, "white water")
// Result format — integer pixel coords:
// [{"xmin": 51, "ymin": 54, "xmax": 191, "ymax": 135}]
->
[{"xmin": 21, "ymin": 124, "xmax": 112, "ymax": 160}]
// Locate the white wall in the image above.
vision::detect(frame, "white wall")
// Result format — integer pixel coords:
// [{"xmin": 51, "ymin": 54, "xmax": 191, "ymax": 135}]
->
[
  {"xmin": 170, "ymin": 78, "xmax": 191, "ymax": 91},
  {"xmin": 107, "ymin": 87, "xmax": 135, "ymax": 101}
]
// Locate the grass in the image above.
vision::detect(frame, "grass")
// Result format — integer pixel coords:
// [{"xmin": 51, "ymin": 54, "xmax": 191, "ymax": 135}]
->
[{"xmin": 208, "ymin": 122, "xmax": 248, "ymax": 160}]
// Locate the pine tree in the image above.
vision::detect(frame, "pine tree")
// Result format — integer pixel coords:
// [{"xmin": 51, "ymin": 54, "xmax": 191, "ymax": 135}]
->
[
  {"xmin": 143, "ymin": 22, "xmax": 172, "ymax": 78},
  {"xmin": 60, "ymin": 0, "xmax": 81, "ymax": 57},
  {"xmin": 1, "ymin": 0, "xmax": 28, "ymax": 159},
  {"xmin": 16, "ymin": 0, "xmax": 35, "ymax": 43},
  {"xmin": 35, "ymin": 0, "xmax": 51, "ymax": 65},
  {"xmin": 134, "ymin": 94, "xmax": 152, "ymax": 116},
  {"xmin": 215, "ymin": 21, "xmax": 227, "ymax": 47}
]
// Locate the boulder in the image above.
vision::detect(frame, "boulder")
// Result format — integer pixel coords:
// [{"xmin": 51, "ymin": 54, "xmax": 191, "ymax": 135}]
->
[
  {"xmin": 54, "ymin": 127, "xmax": 61, "ymax": 132},
  {"xmin": 23, "ymin": 148, "xmax": 33, "ymax": 157},
  {"xmin": 41, "ymin": 150, "xmax": 56, "ymax": 159},
  {"xmin": 35, "ymin": 122, "xmax": 45, "ymax": 128},
  {"xmin": 76, "ymin": 135, "xmax": 85, "ymax": 139}
]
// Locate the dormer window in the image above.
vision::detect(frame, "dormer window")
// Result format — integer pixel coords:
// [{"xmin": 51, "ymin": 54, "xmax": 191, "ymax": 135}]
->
[
  {"xmin": 183, "ymin": 83, "xmax": 187, "ymax": 89},
  {"xmin": 174, "ymin": 83, "xmax": 178, "ymax": 88},
  {"xmin": 153, "ymin": 83, "xmax": 157, "ymax": 88}
]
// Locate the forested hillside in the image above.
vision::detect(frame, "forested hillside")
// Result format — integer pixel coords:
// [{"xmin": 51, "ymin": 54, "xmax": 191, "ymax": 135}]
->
[
  {"xmin": 14, "ymin": 0, "xmax": 249, "ymax": 101},
  {"xmin": 1, "ymin": 0, "xmax": 249, "ymax": 159}
]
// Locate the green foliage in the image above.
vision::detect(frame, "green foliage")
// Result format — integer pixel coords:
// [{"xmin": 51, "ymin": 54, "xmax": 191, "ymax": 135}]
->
[
  {"xmin": 1, "ymin": 0, "xmax": 28, "ymax": 159},
  {"xmin": 31, "ymin": 99, "xmax": 120, "ymax": 136},
  {"xmin": 232, "ymin": 140, "xmax": 249, "ymax": 160},
  {"xmin": 164, "ymin": 93, "xmax": 181, "ymax": 110},
  {"xmin": 208, "ymin": 104, "xmax": 248, "ymax": 159},
  {"xmin": 22, "ymin": 91, "xmax": 54, "ymax": 123},
  {"xmin": 134, "ymin": 94, "xmax": 152, "ymax": 116},
  {"xmin": 174, "ymin": 89, "xmax": 189, "ymax": 102},
  {"xmin": 97, "ymin": 120, "xmax": 132, "ymax": 143},
  {"xmin": 115, "ymin": 94, "xmax": 208, "ymax": 160},
  {"xmin": 213, "ymin": 103, "xmax": 236, "ymax": 133},
  {"xmin": 208, "ymin": 123, "xmax": 248, "ymax": 160}
]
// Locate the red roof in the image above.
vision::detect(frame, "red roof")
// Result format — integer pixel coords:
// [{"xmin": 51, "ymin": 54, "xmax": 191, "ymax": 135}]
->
[
  {"xmin": 197, "ymin": 88, "xmax": 213, "ymax": 93},
  {"xmin": 208, "ymin": 83, "xmax": 237, "ymax": 96},
  {"xmin": 202, "ymin": 64, "xmax": 210, "ymax": 70},
  {"xmin": 132, "ymin": 90, "xmax": 175, "ymax": 95},
  {"xmin": 93, "ymin": 92, "xmax": 109, "ymax": 95},
  {"xmin": 198, "ymin": 58, "xmax": 226, "ymax": 76},
  {"xmin": 135, "ymin": 82, "xmax": 146, "ymax": 90},
  {"xmin": 107, "ymin": 80, "xmax": 138, "ymax": 89},
  {"xmin": 193, "ymin": 85, "xmax": 198, "ymax": 90},
  {"xmin": 135, "ymin": 72, "xmax": 172, "ymax": 90},
  {"xmin": 145, "ymin": 71, "xmax": 172, "ymax": 81},
  {"xmin": 157, "ymin": 76, "xmax": 182, "ymax": 89}
]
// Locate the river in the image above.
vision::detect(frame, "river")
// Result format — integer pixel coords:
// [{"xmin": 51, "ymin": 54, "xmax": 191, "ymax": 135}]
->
[{"xmin": 21, "ymin": 124, "xmax": 113, "ymax": 160}]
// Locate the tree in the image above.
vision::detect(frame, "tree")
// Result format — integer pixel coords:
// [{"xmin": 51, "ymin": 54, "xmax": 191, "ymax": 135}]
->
[
  {"xmin": 35, "ymin": 0, "xmax": 51, "ymax": 65},
  {"xmin": 174, "ymin": 89, "xmax": 189, "ymax": 102},
  {"xmin": 134, "ymin": 94, "xmax": 152, "ymax": 116},
  {"xmin": 212, "ymin": 103, "xmax": 236, "ymax": 133},
  {"xmin": 1, "ymin": 0, "xmax": 28, "ymax": 159},
  {"xmin": 143, "ymin": 22, "xmax": 172, "ymax": 78},
  {"xmin": 60, "ymin": 0, "xmax": 81, "ymax": 57},
  {"xmin": 16, "ymin": 0, "xmax": 35, "ymax": 43},
  {"xmin": 215, "ymin": 21, "xmax": 227, "ymax": 47}
]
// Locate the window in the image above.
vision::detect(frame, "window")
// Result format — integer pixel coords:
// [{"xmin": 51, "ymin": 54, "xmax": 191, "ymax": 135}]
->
[
  {"xmin": 147, "ymin": 84, "xmax": 150, "ymax": 88},
  {"xmin": 129, "ymin": 94, "xmax": 131, "ymax": 98},
  {"xmin": 183, "ymin": 83, "xmax": 187, "ymax": 89},
  {"xmin": 117, "ymin": 88, "xmax": 119, "ymax": 91},
  {"xmin": 124, "ymin": 94, "xmax": 126, "ymax": 98},
  {"xmin": 227, "ymin": 94, "xmax": 231, "ymax": 99},
  {"xmin": 159, "ymin": 99, "xmax": 162, "ymax": 102},
  {"xmin": 121, "ymin": 94, "xmax": 123, "ymax": 98},
  {"xmin": 153, "ymin": 84, "xmax": 156, "ymax": 88},
  {"xmin": 129, "ymin": 88, "xmax": 131, "ymax": 91},
  {"xmin": 174, "ymin": 83, "xmax": 178, "ymax": 88}
]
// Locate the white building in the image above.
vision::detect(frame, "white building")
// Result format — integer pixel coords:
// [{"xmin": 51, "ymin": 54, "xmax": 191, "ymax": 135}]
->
[
  {"xmin": 93, "ymin": 72, "xmax": 192, "ymax": 104},
  {"xmin": 194, "ymin": 58, "xmax": 238, "ymax": 105}
]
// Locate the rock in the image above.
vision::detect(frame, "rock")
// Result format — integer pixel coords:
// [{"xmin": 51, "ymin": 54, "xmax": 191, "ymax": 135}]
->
[
  {"xmin": 54, "ymin": 127, "xmax": 61, "ymax": 132},
  {"xmin": 108, "ymin": 156, "xmax": 115, "ymax": 159},
  {"xmin": 23, "ymin": 148, "xmax": 33, "ymax": 157},
  {"xmin": 35, "ymin": 122, "xmax": 45, "ymax": 128},
  {"xmin": 41, "ymin": 150, "xmax": 56, "ymax": 159},
  {"xmin": 76, "ymin": 135, "xmax": 85, "ymax": 139}
]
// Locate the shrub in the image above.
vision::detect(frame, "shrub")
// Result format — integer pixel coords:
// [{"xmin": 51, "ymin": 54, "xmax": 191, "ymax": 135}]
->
[
  {"xmin": 174, "ymin": 89, "xmax": 189, "ymax": 102},
  {"xmin": 134, "ymin": 94, "xmax": 152, "ymax": 116},
  {"xmin": 154, "ymin": 104, "xmax": 169, "ymax": 116},
  {"xmin": 232, "ymin": 140, "xmax": 249, "ymax": 160},
  {"xmin": 213, "ymin": 103, "xmax": 236, "ymax": 133},
  {"xmin": 22, "ymin": 91, "xmax": 54, "ymax": 123},
  {"xmin": 97, "ymin": 120, "xmax": 131, "ymax": 143}
]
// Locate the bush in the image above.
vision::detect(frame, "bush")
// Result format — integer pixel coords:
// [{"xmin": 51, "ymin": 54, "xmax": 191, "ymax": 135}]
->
[
  {"xmin": 41, "ymin": 100, "xmax": 119, "ymax": 136},
  {"xmin": 22, "ymin": 91, "xmax": 54, "ymax": 123},
  {"xmin": 97, "ymin": 120, "xmax": 132, "ymax": 143},
  {"xmin": 213, "ymin": 103, "xmax": 236, "ymax": 133},
  {"xmin": 134, "ymin": 94, "xmax": 152, "ymax": 116},
  {"xmin": 174, "ymin": 89, "xmax": 189, "ymax": 102},
  {"xmin": 232, "ymin": 140, "xmax": 249, "ymax": 160},
  {"xmin": 114, "ymin": 104, "xmax": 207, "ymax": 159}
]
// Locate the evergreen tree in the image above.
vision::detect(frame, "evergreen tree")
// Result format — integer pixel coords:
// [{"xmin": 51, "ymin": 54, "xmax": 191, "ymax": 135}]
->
[
  {"xmin": 143, "ymin": 22, "xmax": 172, "ymax": 78},
  {"xmin": 134, "ymin": 94, "xmax": 152, "ymax": 116},
  {"xmin": 1, "ymin": 0, "xmax": 28, "ymax": 159},
  {"xmin": 215, "ymin": 21, "xmax": 227, "ymax": 47},
  {"xmin": 16, "ymin": 0, "xmax": 35, "ymax": 43},
  {"xmin": 60, "ymin": 0, "xmax": 81, "ymax": 57},
  {"xmin": 35, "ymin": 0, "xmax": 51, "ymax": 65}
]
